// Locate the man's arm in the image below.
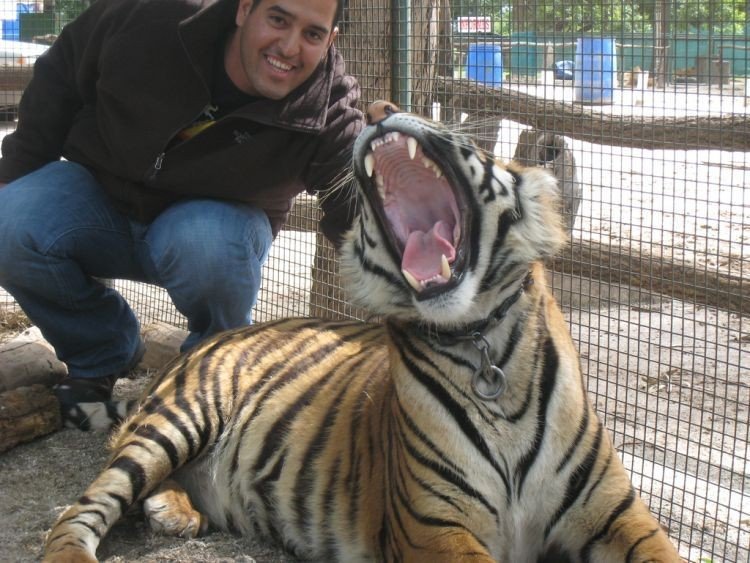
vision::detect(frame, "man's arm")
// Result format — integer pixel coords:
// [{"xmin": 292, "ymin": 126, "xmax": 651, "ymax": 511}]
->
[
  {"xmin": 306, "ymin": 64, "xmax": 365, "ymax": 247},
  {"xmin": 0, "ymin": 0, "xmax": 114, "ymax": 183}
]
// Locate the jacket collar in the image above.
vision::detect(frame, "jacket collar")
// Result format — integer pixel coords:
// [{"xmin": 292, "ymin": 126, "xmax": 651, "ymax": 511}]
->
[{"xmin": 177, "ymin": 0, "xmax": 335, "ymax": 132}]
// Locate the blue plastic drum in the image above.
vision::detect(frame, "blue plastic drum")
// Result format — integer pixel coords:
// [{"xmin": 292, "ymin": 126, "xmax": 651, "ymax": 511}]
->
[
  {"xmin": 574, "ymin": 37, "xmax": 617, "ymax": 104},
  {"xmin": 466, "ymin": 43, "xmax": 503, "ymax": 87}
]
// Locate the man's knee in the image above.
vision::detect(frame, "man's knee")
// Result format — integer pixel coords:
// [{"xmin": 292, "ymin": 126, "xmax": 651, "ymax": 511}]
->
[
  {"xmin": 0, "ymin": 186, "xmax": 42, "ymax": 277},
  {"xmin": 148, "ymin": 200, "xmax": 273, "ymax": 279}
]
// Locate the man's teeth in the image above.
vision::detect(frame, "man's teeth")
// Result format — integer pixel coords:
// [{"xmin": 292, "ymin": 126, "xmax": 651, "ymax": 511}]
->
[
  {"xmin": 363, "ymin": 134, "xmax": 442, "ymax": 181},
  {"xmin": 401, "ymin": 255, "xmax": 452, "ymax": 292},
  {"xmin": 267, "ymin": 56, "xmax": 292, "ymax": 71}
]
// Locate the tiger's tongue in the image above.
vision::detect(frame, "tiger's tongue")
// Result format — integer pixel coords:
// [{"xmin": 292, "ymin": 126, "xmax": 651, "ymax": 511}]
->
[{"xmin": 402, "ymin": 220, "xmax": 455, "ymax": 282}]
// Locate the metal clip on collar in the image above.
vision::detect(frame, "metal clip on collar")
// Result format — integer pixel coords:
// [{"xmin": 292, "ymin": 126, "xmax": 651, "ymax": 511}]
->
[{"xmin": 470, "ymin": 332, "xmax": 507, "ymax": 401}]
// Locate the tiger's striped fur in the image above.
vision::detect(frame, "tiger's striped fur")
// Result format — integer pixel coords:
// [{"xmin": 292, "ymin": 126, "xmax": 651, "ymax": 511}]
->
[{"xmin": 42, "ymin": 103, "xmax": 680, "ymax": 562}]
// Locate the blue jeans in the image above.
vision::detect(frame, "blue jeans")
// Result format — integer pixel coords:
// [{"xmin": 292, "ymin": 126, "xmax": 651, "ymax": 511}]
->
[{"xmin": 0, "ymin": 161, "xmax": 273, "ymax": 378}]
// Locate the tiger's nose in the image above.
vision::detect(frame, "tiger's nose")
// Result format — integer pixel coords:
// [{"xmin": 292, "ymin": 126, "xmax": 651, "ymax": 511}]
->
[{"xmin": 366, "ymin": 101, "xmax": 400, "ymax": 125}]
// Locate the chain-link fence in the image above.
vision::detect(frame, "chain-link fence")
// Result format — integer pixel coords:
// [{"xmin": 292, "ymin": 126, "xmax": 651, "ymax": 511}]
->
[{"xmin": 1, "ymin": 0, "xmax": 748, "ymax": 561}]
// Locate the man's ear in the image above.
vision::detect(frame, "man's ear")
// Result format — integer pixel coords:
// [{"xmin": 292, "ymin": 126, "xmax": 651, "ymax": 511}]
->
[
  {"xmin": 327, "ymin": 26, "xmax": 339, "ymax": 49},
  {"xmin": 236, "ymin": 0, "xmax": 253, "ymax": 26}
]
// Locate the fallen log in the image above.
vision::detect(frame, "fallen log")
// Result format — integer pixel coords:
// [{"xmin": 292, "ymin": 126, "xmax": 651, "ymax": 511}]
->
[
  {"xmin": 551, "ymin": 240, "xmax": 747, "ymax": 315},
  {"xmin": 0, "ymin": 384, "xmax": 61, "ymax": 453},
  {"xmin": 0, "ymin": 327, "xmax": 67, "ymax": 393},
  {"xmin": 434, "ymin": 76, "xmax": 750, "ymax": 151}
]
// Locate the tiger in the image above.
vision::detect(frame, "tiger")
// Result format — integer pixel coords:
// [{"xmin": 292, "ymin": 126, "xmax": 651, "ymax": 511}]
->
[{"xmin": 42, "ymin": 101, "xmax": 681, "ymax": 563}]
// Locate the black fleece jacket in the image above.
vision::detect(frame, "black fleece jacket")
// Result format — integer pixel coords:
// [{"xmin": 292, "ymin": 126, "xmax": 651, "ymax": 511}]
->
[{"xmin": 0, "ymin": 0, "xmax": 364, "ymax": 242}]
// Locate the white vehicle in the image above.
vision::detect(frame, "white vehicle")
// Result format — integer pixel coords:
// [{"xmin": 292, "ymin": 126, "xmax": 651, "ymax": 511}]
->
[{"xmin": 0, "ymin": 38, "xmax": 49, "ymax": 118}]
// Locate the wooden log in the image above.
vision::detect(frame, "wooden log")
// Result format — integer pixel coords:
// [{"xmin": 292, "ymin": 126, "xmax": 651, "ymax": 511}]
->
[
  {"xmin": 141, "ymin": 322, "xmax": 188, "ymax": 371},
  {"xmin": 433, "ymin": 76, "xmax": 750, "ymax": 151},
  {"xmin": 0, "ymin": 327, "xmax": 67, "ymax": 393},
  {"xmin": 550, "ymin": 240, "xmax": 747, "ymax": 315},
  {"xmin": 0, "ymin": 384, "xmax": 61, "ymax": 453}
]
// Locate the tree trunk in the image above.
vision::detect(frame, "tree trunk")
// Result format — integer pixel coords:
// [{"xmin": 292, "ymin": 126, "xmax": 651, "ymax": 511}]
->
[{"xmin": 653, "ymin": 0, "xmax": 670, "ymax": 88}]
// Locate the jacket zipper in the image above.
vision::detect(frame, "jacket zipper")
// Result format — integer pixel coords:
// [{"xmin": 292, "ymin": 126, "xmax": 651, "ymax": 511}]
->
[
  {"xmin": 154, "ymin": 152, "xmax": 165, "ymax": 171},
  {"xmin": 146, "ymin": 152, "xmax": 165, "ymax": 184}
]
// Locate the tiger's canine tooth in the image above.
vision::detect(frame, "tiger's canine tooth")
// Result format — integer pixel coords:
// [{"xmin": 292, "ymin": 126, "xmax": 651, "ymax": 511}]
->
[
  {"xmin": 364, "ymin": 153, "xmax": 375, "ymax": 177},
  {"xmin": 402, "ymin": 269, "xmax": 422, "ymax": 292},
  {"xmin": 441, "ymin": 255, "xmax": 451, "ymax": 280},
  {"xmin": 406, "ymin": 137, "xmax": 418, "ymax": 160}
]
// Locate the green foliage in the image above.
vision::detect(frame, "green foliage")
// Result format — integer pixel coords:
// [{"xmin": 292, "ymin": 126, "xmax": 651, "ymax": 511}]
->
[
  {"xmin": 52, "ymin": 0, "xmax": 91, "ymax": 22},
  {"xmin": 532, "ymin": 1, "xmax": 652, "ymax": 33},
  {"xmin": 672, "ymin": 0, "xmax": 746, "ymax": 33},
  {"xmin": 450, "ymin": 0, "xmax": 747, "ymax": 35}
]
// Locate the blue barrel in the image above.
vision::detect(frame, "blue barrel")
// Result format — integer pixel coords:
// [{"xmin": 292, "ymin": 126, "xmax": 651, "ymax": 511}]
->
[
  {"xmin": 1, "ymin": 3, "xmax": 34, "ymax": 41},
  {"xmin": 466, "ymin": 43, "xmax": 503, "ymax": 87},
  {"xmin": 2, "ymin": 19, "xmax": 19, "ymax": 40},
  {"xmin": 574, "ymin": 37, "xmax": 617, "ymax": 104}
]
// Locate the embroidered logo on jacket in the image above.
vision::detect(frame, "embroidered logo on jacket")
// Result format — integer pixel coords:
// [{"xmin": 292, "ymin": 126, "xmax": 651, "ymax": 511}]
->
[{"xmin": 233, "ymin": 130, "xmax": 252, "ymax": 144}]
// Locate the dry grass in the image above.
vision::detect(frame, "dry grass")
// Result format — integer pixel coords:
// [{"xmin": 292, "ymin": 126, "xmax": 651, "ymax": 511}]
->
[{"xmin": 0, "ymin": 308, "xmax": 31, "ymax": 336}]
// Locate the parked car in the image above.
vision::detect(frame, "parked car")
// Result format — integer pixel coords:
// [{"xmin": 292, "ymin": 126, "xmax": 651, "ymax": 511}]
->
[{"xmin": 0, "ymin": 39, "xmax": 49, "ymax": 119}]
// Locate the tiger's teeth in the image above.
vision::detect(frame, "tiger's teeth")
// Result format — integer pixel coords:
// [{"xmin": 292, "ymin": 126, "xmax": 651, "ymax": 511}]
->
[
  {"xmin": 402, "ymin": 269, "xmax": 422, "ymax": 292},
  {"xmin": 375, "ymin": 174, "xmax": 385, "ymax": 198},
  {"xmin": 364, "ymin": 153, "xmax": 374, "ymax": 177},
  {"xmin": 406, "ymin": 137, "xmax": 418, "ymax": 160},
  {"xmin": 441, "ymin": 254, "xmax": 451, "ymax": 280},
  {"xmin": 421, "ymin": 157, "xmax": 442, "ymax": 178}
]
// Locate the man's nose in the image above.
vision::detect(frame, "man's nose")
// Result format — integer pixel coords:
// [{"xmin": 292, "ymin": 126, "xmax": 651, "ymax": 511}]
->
[
  {"xmin": 366, "ymin": 101, "xmax": 401, "ymax": 125},
  {"xmin": 277, "ymin": 31, "xmax": 301, "ymax": 58}
]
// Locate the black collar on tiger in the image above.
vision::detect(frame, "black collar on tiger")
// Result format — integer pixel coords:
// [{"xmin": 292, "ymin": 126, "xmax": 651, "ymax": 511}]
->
[
  {"xmin": 412, "ymin": 270, "xmax": 535, "ymax": 346},
  {"xmin": 401, "ymin": 270, "xmax": 534, "ymax": 402}
]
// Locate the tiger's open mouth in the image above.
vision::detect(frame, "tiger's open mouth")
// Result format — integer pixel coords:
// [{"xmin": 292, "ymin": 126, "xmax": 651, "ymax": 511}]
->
[{"xmin": 355, "ymin": 125, "xmax": 470, "ymax": 298}]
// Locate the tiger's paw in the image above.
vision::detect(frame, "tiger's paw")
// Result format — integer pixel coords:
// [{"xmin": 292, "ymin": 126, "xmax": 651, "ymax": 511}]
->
[{"xmin": 143, "ymin": 479, "xmax": 208, "ymax": 538}]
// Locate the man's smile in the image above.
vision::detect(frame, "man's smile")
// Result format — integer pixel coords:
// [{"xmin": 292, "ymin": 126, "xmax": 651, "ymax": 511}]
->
[{"xmin": 265, "ymin": 54, "xmax": 295, "ymax": 73}]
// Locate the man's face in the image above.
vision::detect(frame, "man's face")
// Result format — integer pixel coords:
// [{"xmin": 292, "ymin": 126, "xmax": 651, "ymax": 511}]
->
[{"xmin": 228, "ymin": 0, "xmax": 339, "ymax": 99}]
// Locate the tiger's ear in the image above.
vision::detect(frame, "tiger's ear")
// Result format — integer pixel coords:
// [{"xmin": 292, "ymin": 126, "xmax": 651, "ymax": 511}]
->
[{"xmin": 506, "ymin": 163, "xmax": 568, "ymax": 261}]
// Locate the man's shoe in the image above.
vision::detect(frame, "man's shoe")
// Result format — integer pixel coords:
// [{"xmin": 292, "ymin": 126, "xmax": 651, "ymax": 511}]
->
[{"xmin": 54, "ymin": 339, "xmax": 145, "ymax": 429}]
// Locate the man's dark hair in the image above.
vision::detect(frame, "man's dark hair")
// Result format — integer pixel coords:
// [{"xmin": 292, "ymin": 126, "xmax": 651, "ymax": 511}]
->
[{"xmin": 249, "ymin": 0, "xmax": 346, "ymax": 28}]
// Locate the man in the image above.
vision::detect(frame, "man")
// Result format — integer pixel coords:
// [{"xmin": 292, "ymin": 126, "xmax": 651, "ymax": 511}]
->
[{"xmin": 0, "ymin": 0, "xmax": 362, "ymax": 420}]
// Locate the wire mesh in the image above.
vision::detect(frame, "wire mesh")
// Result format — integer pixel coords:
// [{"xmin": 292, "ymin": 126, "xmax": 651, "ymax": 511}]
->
[
  {"xmin": 405, "ymin": 1, "xmax": 748, "ymax": 561},
  {"xmin": 0, "ymin": 0, "xmax": 748, "ymax": 561}
]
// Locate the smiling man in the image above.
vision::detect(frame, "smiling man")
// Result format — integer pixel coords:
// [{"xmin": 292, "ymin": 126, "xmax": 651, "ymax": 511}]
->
[
  {"xmin": 229, "ymin": 0, "xmax": 340, "ymax": 99},
  {"xmin": 0, "ymin": 0, "xmax": 362, "ymax": 428}
]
